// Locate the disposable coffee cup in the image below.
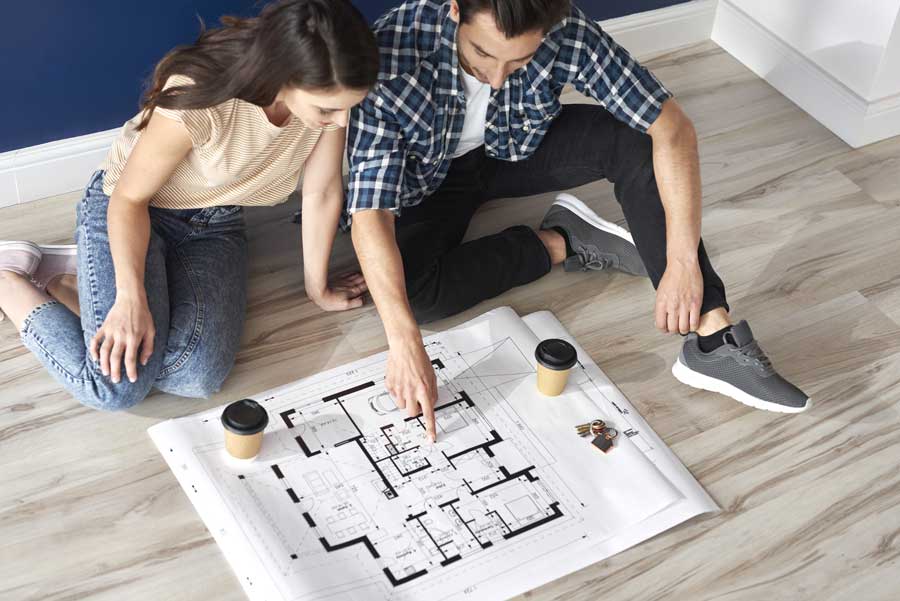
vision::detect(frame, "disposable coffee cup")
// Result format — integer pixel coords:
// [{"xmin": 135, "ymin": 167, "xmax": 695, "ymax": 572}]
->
[
  {"xmin": 535, "ymin": 339, "xmax": 578, "ymax": 397},
  {"xmin": 221, "ymin": 399, "xmax": 269, "ymax": 460}
]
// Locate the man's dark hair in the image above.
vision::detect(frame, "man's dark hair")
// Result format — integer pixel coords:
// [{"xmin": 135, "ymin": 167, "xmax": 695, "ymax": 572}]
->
[{"xmin": 457, "ymin": 0, "xmax": 571, "ymax": 37}]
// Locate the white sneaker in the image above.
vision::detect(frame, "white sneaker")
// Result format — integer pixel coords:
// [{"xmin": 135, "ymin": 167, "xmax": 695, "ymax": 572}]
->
[
  {"xmin": 0, "ymin": 241, "xmax": 43, "ymax": 322},
  {"xmin": 31, "ymin": 244, "xmax": 77, "ymax": 292}
]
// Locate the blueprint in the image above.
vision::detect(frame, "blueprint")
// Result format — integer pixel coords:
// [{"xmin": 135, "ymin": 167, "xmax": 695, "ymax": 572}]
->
[{"xmin": 149, "ymin": 307, "xmax": 717, "ymax": 601}]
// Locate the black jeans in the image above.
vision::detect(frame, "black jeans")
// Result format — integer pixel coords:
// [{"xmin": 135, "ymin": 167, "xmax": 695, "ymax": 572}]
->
[{"xmin": 396, "ymin": 103, "xmax": 728, "ymax": 324}]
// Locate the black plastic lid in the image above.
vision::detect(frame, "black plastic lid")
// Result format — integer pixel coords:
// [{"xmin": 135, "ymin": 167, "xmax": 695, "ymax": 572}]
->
[
  {"xmin": 221, "ymin": 399, "xmax": 269, "ymax": 435},
  {"xmin": 535, "ymin": 338, "xmax": 577, "ymax": 371}
]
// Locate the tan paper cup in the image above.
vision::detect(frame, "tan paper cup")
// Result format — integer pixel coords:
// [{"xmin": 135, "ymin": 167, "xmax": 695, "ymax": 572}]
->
[
  {"xmin": 224, "ymin": 429, "xmax": 265, "ymax": 460},
  {"xmin": 536, "ymin": 364, "xmax": 572, "ymax": 396},
  {"xmin": 221, "ymin": 399, "xmax": 269, "ymax": 460},
  {"xmin": 535, "ymin": 339, "xmax": 578, "ymax": 397}
]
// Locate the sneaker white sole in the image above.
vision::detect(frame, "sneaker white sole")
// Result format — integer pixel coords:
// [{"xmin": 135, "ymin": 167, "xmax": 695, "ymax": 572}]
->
[
  {"xmin": 0, "ymin": 241, "xmax": 42, "ymax": 256},
  {"xmin": 672, "ymin": 358, "xmax": 810, "ymax": 413},
  {"xmin": 38, "ymin": 244, "xmax": 77, "ymax": 255},
  {"xmin": 553, "ymin": 193, "xmax": 635, "ymax": 245}
]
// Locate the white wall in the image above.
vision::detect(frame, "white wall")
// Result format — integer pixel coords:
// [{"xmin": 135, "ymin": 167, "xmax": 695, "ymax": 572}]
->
[
  {"xmin": 729, "ymin": 0, "xmax": 900, "ymax": 101},
  {"xmin": 872, "ymin": 17, "xmax": 900, "ymax": 99},
  {"xmin": 713, "ymin": 0, "xmax": 900, "ymax": 147}
]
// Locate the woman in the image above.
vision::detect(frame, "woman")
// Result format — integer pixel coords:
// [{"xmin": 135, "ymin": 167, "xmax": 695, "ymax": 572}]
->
[{"xmin": 0, "ymin": 0, "xmax": 378, "ymax": 410}]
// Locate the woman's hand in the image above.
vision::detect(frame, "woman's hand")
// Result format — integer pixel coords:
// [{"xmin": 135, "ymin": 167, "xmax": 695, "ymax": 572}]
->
[
  {"xmin": 89, "ymin": 294, "xmax": 155, "ymax": 384},
  {"xmin": 309, "ymin": 272, "xmax": 368, "ymax": 312},
  {"xmin": 91, "ymin": 109, "xmax": 191, "ymax": 385}
]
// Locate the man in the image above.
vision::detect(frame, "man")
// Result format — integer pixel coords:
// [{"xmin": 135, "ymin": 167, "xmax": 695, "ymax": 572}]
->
[{"xmin": 346, "ymin": 0, "xmax": 809, "ymax": 441}]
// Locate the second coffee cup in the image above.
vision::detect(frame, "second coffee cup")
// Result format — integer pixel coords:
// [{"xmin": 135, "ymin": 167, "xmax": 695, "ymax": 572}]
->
[
  {"xmin": 535, "ymin": 338, "xmax": 578, "ymax": 396},
  {"xmin": 221, "ymin": 399, "xmax": 270, "ymax": 460}
]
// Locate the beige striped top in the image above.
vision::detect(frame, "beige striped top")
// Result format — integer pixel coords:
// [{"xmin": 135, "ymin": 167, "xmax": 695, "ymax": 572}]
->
[{"xmin": 100, "ymin": 75, "xmax": 338, "ymax": 209}]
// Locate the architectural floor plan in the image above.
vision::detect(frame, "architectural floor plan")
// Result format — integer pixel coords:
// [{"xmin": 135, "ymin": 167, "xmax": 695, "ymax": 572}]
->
[{"xmin": 150, "ymin": 308, "xmax": 716, "ymax": 601}]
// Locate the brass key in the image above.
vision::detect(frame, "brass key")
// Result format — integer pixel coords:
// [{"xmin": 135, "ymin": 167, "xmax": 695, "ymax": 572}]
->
[{"xmin": 575, "ymin": 420, "xmax": 606, "ymax": 437}]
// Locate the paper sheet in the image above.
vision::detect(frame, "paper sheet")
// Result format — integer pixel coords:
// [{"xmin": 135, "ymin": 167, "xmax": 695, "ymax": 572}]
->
[
  {"xmin": 521, "ymin": 310, "xmax": 718, "ymax": 569},
  {"xmin": 149, "ymin": 307, "xmax": 716, "ymax": 601}
]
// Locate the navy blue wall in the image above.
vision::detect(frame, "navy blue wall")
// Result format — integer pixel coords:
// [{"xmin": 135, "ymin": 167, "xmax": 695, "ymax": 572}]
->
[
  {"xmin": 0, "ymin": 0, "xmax": 686, "ymax": 153},
  {"xmin": 355, "ymin": 1, "xmax": 689, "ymax": 23}
]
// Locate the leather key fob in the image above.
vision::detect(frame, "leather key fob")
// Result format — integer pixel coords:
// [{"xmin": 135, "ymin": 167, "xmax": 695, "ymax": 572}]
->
[
  {"xmin": 591, "ymin": 433, "xmax": 614, "ymax": 453},
  {"xmin": 591, "ymin": 427, "xmax": 618, "ymax": 453}
]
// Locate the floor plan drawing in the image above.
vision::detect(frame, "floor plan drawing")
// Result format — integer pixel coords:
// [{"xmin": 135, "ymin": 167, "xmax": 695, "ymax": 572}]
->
[
  {"xmin": 272, "ymin": 348, "xmax": 568, "ymax": 588},
  {"xmin": 150, "ymin": 308, "xmax": 716, "ymax": 601}
]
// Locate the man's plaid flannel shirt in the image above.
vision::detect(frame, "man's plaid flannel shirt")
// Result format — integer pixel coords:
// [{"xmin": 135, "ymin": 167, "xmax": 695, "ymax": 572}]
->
[{"xmin": 345, "ymin": 1, "xmax": 672, "ymax": 224}]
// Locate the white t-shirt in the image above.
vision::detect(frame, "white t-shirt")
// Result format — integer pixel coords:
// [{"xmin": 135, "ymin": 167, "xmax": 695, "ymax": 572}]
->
[{"xmin": 452, "ymin": 68, "xmax": 492, "ymax": 158}]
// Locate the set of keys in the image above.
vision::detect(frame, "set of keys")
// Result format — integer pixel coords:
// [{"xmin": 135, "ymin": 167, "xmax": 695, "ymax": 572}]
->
[{"xmin": 574, "ymin": 419, "xmax": 618, "ymax": 454}]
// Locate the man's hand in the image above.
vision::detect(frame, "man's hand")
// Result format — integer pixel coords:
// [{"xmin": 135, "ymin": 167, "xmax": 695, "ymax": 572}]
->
[
  {"xmin": 350, "ymin": 209, "xmax": 438, "ymax": 441},
  {"xmin": 385, "ymin": 338, "xmax": 438, "ymax": 442},
  {"xmin": 647, "ymin": 99, "xmax": 705, "ymax": 335},
  {"xmin": 655, "ymin": 255, "xmax": 703, "ymax": 334}
]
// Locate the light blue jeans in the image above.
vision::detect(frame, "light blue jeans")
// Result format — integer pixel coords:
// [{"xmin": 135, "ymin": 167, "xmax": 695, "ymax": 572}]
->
[{"xmin": 21, "ymin": 171, "xmax": 248, "ymax": 410}]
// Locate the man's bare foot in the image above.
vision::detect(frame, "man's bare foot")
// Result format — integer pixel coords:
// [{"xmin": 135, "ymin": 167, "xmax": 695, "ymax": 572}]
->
[
  {"xmin": 536, "ymin": 228, "xmax": 568, "ymax": 265},
  {"xmin": 696, "ymin": 307, "xmax": 731, "ymax": 335}
]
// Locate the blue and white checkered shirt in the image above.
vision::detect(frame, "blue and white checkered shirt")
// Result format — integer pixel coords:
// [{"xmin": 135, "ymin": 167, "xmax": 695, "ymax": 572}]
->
[{"xmin": 345, "ymin": 0, "xmax": 671, "ymax": 221}]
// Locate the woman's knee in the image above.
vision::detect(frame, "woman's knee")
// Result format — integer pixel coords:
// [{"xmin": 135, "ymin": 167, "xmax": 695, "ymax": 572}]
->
[
  {"xmin": 155, "ymin": 354, "xmax": 233, "ymax": 399},
  {"xmin": 76, "ymin": 375, "xmax": 153, "ymax": 412},
  {"xmin": 188, "ymin": 367, "xmax": 230, "ymax": 398},
  {"xmin": 157, "ymin": 372, "xmax": 227, "ymax": 399}
]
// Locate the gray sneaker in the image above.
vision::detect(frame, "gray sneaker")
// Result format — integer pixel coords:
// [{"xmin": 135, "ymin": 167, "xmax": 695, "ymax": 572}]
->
[
  {"xmin": 673, "ymin": 321, "xmax": 810, "ymax": 413},
  {"xmin": 540, "ymin": 193, "xmax": 647, "ymax": 277}
]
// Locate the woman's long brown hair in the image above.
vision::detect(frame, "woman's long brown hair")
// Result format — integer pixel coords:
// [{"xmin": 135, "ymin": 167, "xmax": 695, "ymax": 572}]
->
[{"xmin": 136, "ymin": 0, "xmax": 379, "ymax": 130}]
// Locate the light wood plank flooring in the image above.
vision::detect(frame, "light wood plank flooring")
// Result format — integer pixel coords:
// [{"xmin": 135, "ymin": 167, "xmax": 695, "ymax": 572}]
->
[{"xmin": 1, "ymin": 42, "xmax": 899, "ymax": 601}]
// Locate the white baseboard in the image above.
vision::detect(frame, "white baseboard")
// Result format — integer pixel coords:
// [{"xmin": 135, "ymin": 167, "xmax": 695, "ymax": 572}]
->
[
  {"xmin": 0, "ymin": 1, "xmax": 718, "ymax": 208},
  {"xmin": 602, "ymin": 0, "xmax": 718, "ymax": 59},
  {"xmin": 712, "ymin": 0, "xmax": 900, "ymax": 149},
  {"xmin": 0, "ymin": 128, "xmax": 119, "ymax": 208}
]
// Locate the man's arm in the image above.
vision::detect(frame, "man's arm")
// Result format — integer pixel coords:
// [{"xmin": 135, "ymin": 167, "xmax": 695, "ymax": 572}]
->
[
  {"xmin": 568, "ymin": 11, "xmax": 703, "ymax": 334},
  {"xmin": 351, "ymin": 210, "xmax": 437, "ymax": 441},
  {"xmin": 346, "ymin": 94, "xmax": 439, "ymax": 442},
  {"xmin": 647, "ymin": 99, "xmax": 704, "ymax": 335}
]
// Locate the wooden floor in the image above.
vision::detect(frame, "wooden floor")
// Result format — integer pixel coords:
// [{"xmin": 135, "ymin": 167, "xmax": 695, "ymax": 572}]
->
[{"xmin": 2, "ymin": 41, "xmax": 900, "ymax": 601}]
